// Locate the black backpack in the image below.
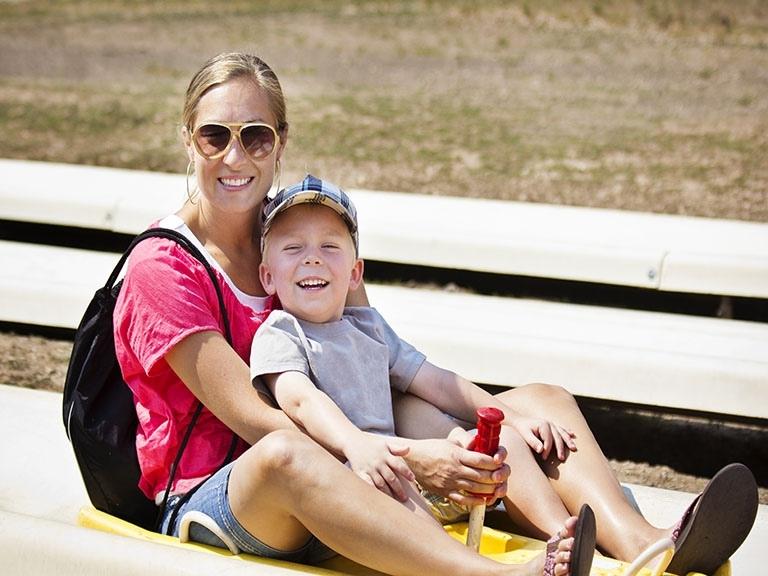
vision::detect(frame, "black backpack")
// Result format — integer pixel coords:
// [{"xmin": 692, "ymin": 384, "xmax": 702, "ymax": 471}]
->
[{"xmin": 62, "ymin": 228, "xmax": 233, "ymax": 530}]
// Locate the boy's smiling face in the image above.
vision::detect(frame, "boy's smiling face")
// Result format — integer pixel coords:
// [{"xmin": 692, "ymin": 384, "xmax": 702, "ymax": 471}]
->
[{"xmin": 260, "ymin": 203, "xmax": 363, "ymax": 323}]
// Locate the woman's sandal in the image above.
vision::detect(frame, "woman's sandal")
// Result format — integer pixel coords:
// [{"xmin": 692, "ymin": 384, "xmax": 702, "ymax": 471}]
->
[
  {"xmin": 665, "ymin": 463, "xmax": 758, "ymax": 576},
  {"xmin": 622, "ymin": 537, "xmax": 675, "ymax": 576},
  {"xmin": 543, "ymin": 503, "xmax": 596, "ymax": 576}
]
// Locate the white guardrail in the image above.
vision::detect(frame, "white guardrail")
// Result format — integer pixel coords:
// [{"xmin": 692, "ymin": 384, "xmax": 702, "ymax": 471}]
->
[
  {"xmin": 0, "ymin": 160, "xmax": 767, "ymax": 419},
  {"xmin": 2, "ymin": 159, "xmax": 767, "ymax": 298}
]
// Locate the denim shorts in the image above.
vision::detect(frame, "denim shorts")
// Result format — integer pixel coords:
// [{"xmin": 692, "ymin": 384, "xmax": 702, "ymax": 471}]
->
[{"xmin": 160, "ymin": 462, "xmax": 337, "ymax": 564}]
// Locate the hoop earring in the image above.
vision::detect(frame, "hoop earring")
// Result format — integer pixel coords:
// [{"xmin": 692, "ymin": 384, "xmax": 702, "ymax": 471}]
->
[
  {"xmin": 270, "ymin": 158, "xmax": 282, "ymax": 198},
  {"xmin": 185, "ymin": 161, "xmax": 198, "ymax": 205}
]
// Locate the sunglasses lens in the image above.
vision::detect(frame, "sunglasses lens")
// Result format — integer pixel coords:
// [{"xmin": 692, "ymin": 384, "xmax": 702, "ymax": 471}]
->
[
  {"xmin": 195, "ymin": 124, "xmax": 232, "ymax": 158},
  {"xmin": 240, "ymin": 124, "xmax": 276, "ymax": 158}
]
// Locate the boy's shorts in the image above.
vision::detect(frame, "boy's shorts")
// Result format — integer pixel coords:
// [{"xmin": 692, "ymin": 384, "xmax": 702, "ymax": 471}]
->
[
  {"xmin": 421, "ymin": 488, "xmax": 502, "ymax": 525},
  {"xmin": 421, "ymin": 488, "xmax": 471, "ymax": 524},
  {"xmin": 161, "ymin": 462, "xmax": 337, "ymax": 564}
]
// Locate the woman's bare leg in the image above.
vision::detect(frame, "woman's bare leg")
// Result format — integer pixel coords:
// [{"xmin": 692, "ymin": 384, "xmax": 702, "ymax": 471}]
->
[
  {"xmin": 228, "ymin": 429, "xmax": 580, "ymax": 576},
  {"xmin": 497, "ymin": 383, "xmax": 668, "ymax": 561}
]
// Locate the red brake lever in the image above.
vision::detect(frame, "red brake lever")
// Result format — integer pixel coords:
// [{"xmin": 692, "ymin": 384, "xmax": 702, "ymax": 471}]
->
[{"xmin": 469, "ymin": 407, "xmax": 504, "ymax": 501}]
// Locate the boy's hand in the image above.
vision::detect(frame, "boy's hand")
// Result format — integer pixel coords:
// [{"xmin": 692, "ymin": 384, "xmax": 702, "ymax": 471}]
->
[
  {"xmin": 509, "ymin": 416, "xmax": 577, "ymax": 462},
  {"xmin": 403, "ymin": 438, "xmax": 509, "ymax": 507},
  {"xmin": 344, "ymin": 435, "xmax": 415, "ymax": 501}
]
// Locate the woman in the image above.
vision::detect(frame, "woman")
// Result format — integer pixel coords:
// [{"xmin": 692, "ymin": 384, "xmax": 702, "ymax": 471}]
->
[{"xmin": 113, "ymin": 51, "xmax": 592, "ymax": 576}]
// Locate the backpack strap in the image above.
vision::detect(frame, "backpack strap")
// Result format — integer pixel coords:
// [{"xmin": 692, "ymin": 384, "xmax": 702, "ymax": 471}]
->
[
  {"xmin": 108, "ymin": 228, "xmax": 233, "ymax": 343},
  {"xmin": 110, "ymin": 227, "xmax": 238, "ymax": 530}
]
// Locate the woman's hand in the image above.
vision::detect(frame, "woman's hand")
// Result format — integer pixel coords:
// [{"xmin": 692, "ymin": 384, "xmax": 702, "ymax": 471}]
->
[
  {"xmin": 508, "ymin": 416, "xmax": 577, "ymax": 462},
  {"xmin": 344, "ymin": 435, "xmax": 415, "ymax": 502},
  {"xmin": 402, "ymin": 437, "xmax": 509, "ymax": 507},
  {"xmin": 446, "ymin": 426, "xmax": 474, "ymax": 448}
]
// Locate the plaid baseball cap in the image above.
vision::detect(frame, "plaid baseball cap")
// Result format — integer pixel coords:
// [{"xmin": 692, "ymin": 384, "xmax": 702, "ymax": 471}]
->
[{"xmin": 261, "ymin": 174, "xmax": 359, "ymax": 254}]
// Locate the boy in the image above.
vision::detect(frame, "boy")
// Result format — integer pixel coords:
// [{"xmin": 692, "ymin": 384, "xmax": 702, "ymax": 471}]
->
[{"xmin": 250, "ymin": 175, "xmax": 570, "ymax": 521}]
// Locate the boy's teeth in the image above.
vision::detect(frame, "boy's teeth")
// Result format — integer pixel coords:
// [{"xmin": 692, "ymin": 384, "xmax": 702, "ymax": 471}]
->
[{"xmin": 299, "ymin": 279, "xmax": 327, "ymax": 287}]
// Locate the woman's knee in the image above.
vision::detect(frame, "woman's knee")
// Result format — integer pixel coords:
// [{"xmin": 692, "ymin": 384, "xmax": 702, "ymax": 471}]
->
[
  {"xmin": 498, "ymin": 382, "xmax": 577, "ymax": 409},
  {"xmin": 228, "ymin": 431, "xmax": 321, "ymax": 549},
  {"xmin": 530, "ymin": 382, "xmax": 576, "ymax": 404},
  {"xmin": 240, "ymin": 429, "xmax": 318, "ymax": 479}
]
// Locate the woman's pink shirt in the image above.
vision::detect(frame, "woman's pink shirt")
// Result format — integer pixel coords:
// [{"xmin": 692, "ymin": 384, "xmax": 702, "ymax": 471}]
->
[{"xmin": 114, "ymin": 236, "xmax": 272, "ymax": 500}]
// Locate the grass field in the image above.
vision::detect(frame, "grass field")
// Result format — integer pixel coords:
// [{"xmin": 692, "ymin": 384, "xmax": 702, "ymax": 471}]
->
[{"xmin": 0, "ymin": 0, "xmax": 766, "ymax": 221}]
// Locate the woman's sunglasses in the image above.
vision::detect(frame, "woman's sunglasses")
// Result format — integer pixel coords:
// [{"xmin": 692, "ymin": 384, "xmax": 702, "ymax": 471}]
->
[{"xmin": 191, "ymin": 122, "xmax": 279, "ymax": 161}]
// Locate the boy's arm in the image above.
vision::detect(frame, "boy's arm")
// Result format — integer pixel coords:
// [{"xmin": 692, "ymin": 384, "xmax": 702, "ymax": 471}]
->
[
  {"xmin": 407, "ymin": 361, "xmax": 576, "ymax": 460},
  {"xmin": 262, "ymin": 371, "xmax": 414, "ymax": 499},
  {"xmin": 406, "ymin": 361, "xmax": 510, "ymax": 424}
]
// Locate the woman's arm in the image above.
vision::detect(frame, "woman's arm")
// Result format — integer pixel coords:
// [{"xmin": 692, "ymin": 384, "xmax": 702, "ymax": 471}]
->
[
  {"xmin": 165, "ymin": 330, "xmax": 297, "ymax": 445},
  {"xmin": 392, "ymin": 391, "xmax": 509, "ymax": 505},
  {"xmin": 263, "ymin": 370, "xmax": 414, "ymax": 500}
]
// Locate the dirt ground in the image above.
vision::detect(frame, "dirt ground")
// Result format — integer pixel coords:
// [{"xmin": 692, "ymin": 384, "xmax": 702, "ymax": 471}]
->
[{"xmin": 0, "ymin": 1, "xmax": 766, "ymax": 505}]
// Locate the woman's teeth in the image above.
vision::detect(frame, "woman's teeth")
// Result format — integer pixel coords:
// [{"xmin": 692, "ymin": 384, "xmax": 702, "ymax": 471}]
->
[{"xmin": 220, "ymin": 177, "xmax": 252, "ymax": 187}]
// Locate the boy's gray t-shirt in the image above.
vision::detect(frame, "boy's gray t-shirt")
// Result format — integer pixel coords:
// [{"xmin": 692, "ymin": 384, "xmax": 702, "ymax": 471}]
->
[{"xmin": 250, "ymin": 307, "xmax": 426, "ymax": 436}]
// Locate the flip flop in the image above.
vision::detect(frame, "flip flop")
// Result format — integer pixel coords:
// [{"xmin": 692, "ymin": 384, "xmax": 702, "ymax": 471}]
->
[
  {"xmin": 543, "ymin": 503, "xmax": 596, "ymax": 576},
  {"xmin": 666, "ymin": 463, "xmax": 758, "ymax": 576},
  {"xmin": 622, "ymin": 537, "xmax": 675, "ymax": 576}
]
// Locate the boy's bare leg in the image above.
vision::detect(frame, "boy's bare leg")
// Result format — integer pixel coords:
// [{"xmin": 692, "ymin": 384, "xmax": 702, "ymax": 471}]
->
[
  {"xmin": 398, "ymin": 474, "xmax": 445, "ymax": 525},
  {"xmin": 229, "ymin": 429, "xmax": 581, "ymax": 576},
  {"xmin": 496, "ymin": 384, "xmax": 668, "ymax": 561},
  {"xmin": 393, "ymin": 385, "xmax": 667, "ymax": 562},
  {"xmin": 497, "ymin": 424, "xmax": 574, "ymax": 539},
  {"xmin": 394, "ymin": 391, "xmax": 575, "ymax": 539}
]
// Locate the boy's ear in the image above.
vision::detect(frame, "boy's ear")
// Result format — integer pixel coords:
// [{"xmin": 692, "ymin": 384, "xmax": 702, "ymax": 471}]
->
[
  {"xmin": 348, "ymin": 258, "xmax": 364, "ymax": 291},
  {"xmin": 259, "ymin": 262, "xmax": 278, "ymax": 296}
]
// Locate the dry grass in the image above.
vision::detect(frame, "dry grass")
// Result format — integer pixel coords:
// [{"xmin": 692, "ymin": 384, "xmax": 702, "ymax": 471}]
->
[{"xmin": 0, "ymin": 0, "xmax": 766, "ymax": 220}]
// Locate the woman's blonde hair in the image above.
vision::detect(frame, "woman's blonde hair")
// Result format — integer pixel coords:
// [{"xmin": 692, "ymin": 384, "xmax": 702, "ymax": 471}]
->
[{"xmin": 182, "ymin": 52, "xmax": 288, "ymax": 137}]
